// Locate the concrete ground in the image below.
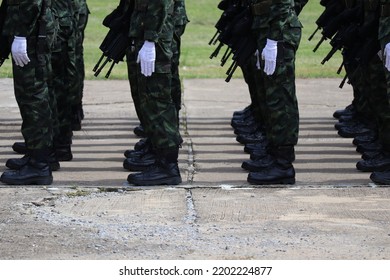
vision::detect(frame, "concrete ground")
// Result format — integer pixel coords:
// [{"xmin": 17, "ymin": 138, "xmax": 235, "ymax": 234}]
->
[{"xmin": 0, "ymin": 77, "xmax": 389, "ymax": 260}]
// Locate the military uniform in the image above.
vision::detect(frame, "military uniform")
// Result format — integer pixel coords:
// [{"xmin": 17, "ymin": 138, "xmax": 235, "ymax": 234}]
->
[
  {"xmin": 126, "ymin": 0, "xmax": 188, "ymax": 135},
  {"xmin": 72, "ymin": 0, "xmax": 90, "ymax": 130},
  {"xmin": 50, "ymin": 0, "xmax": 78, "ymax": 161},
  {"xmin": 126, "ymin": 0, "xmax": 182, "ymax": 186},
  {"xmin": 171, "ymin": 0, "xmax": 189, "ymax": 121},
  {"xmin": 370, "ymin": 0, "xmax": 390, "ymax": 185},
  {"xmin": 243, "ymin": 0, "xmax": 303, "ymax": 185},
  {"xmin": 1, "ymin": 0, "xmax": 55, "ymax": 185}
]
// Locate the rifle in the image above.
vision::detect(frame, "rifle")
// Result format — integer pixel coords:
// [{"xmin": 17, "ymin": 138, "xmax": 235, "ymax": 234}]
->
[
  {"xmin": 93, "ymin": 0, "xmax": 132, "ymax": 78},
  {"xmin": 309, "ymin": 0, "xmax": 345, "ymax": 52},
  {"xmin": 0, "ymin": 0, "xmax": 10, "ymax": 67},
  {"xmin": 321, "ymin": 23, "xmax": 360, "ymax": 65},
  {"xmin": 209, "ymin": 0, "xmax": 244, "ymax": 48},
  {"xmin": 209, "ymin": 2, "xmax": 256, "ymax": 82}
]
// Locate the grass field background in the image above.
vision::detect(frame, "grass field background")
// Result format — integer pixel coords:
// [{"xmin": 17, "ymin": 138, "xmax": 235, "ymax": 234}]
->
[{"xmin": 0, "ymin": 1, "xmax": 344, "ymax": 80}]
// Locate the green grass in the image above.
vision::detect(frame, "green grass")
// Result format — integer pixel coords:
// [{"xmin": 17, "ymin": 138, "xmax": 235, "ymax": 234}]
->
[{"xmin": 0, "ymin": 0, "xmax": 344, "ymax": 79}]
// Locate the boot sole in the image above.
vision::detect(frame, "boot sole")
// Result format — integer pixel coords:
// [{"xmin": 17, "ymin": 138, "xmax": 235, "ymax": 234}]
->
[
  {"xmin": 247, "ymin": 176, "xmax": 295, "ymax": 185},
  {"xmin": 0, "ymin": 176, "xmax": 53, "ymax": 185},
  {"xmin": 128, "ymin": 176, "xmax": 182, "ymax": 186}
]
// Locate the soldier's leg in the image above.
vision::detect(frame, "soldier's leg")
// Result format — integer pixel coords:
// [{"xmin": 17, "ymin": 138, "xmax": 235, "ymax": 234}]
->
[
  {"xmin": 127, "ymin": 39, "xmax": 182, "ymax": 186},
  {"xmin": 369, "ymin": 49, "xmax": 390, "ymax": 185},
  {"xmin": 247, "ymin": 40, "xmax": 300, "ymax": 185},
  {"xmin": 233, "ymin": 55, "xmax": 265, "ymax": 139},
  {"xmin": 126, "ymin": 43, "xmax": 147, "ymax": 137},
  {"xmin": 1, "ymin": 45, "xmax": 53, "ymax": 185},
  {"xmin": 72, "ymin": 1, "xmax": 90, "ymax": 130}
]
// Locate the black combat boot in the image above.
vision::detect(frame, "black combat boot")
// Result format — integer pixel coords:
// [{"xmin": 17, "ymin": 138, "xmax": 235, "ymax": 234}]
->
[
  {"xmin": 0, "ymin": 149, "xmax": 53, "ymax": 185},
  {"xmin": 6, "ymin": 149, "xmax": 60, "ymax": 171},
  {"xmin": 123, "ymin": 148, "xmax": 156, "ymax": 171},
  {"xmin": 356, "ymin": 151, "xmax": 390, "ymax": 172},
  {"xmin": 236, "ymin": 129, "xmax": 267, "ymax": 145},
  {"xmin": 133, "ymin": 124, "xmax": 146, "ymax": 138},
  {"xmin": 333, "ymin": 104, "xmax": 355, "ymax": 119},
  {"xmin": 337, "ymin": 123, "xmax": 375, "ymax": 138},
  {"xmin": 12, "ymin": 141, "xmax": 28, "ymax": 154},
  {"xmin": 370, "ymin": 170, "xmax": 390, "ymax": 185},
  {"xmin": 247, "ymin": 146, "xmax": 296, "ymax": 185},
  {"xmin": 243, "ymin": 144, "xmax": 295, "ymax": 172},
  {"xmin": 127, "ymin": 148, "xmax": 182, "ymax": 186},
  {"xmin": 55, "ymin": 144, "xmax": 73, "ymax": 161},
  {"xmin": 232, "ymin": 105, "xmax": 252, "ymax": 119},
  {"xmin": 124, "ymin": 138, "xmax": 151, "ymax": 158}
]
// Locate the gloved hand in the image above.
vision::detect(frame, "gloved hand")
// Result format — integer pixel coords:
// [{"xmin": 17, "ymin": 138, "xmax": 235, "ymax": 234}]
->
[
  {"xmin": 261, "ymin": 39, "xmax": 278, "ymax": 75},
  {"xmin": 385, "ymin": 42, "xmax": 390, "ymax": 72},
  {"xmin": 11, "ymin": 36, "xmax": 30, "ymax": 67},
  {"xmin": 137, "ymin": 41, "xmax": 156, "ymax": 77}
]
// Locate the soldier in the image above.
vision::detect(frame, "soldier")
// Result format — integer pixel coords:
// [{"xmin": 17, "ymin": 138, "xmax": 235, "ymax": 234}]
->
[
  {"xmin": 240, "ymin": 0, "xmax": 304, "ymax": 185},
  {"xmin": 370, "ymin": 0, "xmax": 390, "ymax": 185},
  {"xmin": 49, "ymin": 0, "xmax": 79, "ymax": 162},
  {"xmin": 171, "ymin": 0, "xmax": 189, "ymax": 125},
  {"xmin": 129, "ymin": 0, "xmax": 188, "ymax": 139},
  {"xmin": 123, "ymin": 0, "xmax": 187, "ymax": 175},
  {"xmin": 9, "ymin": 0, "xmax": 78, "ymax": 162},
  {"xmin": 126, "ymin": 0, "xmax": 182, "ymax": 186},
  {"xmin": 72, "ymin": 0, "xmax": 90, "ymax": 131},
  {"xmin": 1, "ymin": 0, "xmax": 55, "ymax": 185},
  {"xmin": 232, "ymin": 0, "xmax": 308, "ymax": 140}
]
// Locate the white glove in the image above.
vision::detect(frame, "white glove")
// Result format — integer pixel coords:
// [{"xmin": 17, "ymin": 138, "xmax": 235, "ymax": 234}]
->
[
  {"xmin": 385, "ymin": 42, "xmax": 390, "ymax": 72},
  {"xmin": 261, "ymin": 39, "xmax": 278, "ymax": 75},
  {"xmin": 137, "ymin": 41, "xmax": 156, "ymax": 77},
  {"xmin": 11, "ymin": 36, "xmax": 30, "ymax": 67}
]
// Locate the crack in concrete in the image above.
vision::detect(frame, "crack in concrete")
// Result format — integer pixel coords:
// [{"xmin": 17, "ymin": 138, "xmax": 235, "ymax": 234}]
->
[{"xmin": 180, "ymin": 100, "xmax": 196, "ymax": 185}]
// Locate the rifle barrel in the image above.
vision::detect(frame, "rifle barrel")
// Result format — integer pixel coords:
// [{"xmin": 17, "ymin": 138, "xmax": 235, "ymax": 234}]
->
[
  {"xmin": 313, "ymin": 36, "xmax": 326, "ymax": 52},
  {"xmin": 308, "ymin": 27, "xmax": 320, "ymax": 41}
]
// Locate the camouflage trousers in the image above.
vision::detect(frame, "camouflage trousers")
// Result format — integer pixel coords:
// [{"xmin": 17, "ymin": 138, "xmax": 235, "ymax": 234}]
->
[
  {"xmin": 13, "ymin": 37, "xmax": 53, "ymax": 150},
  {"xmin": 240, "ymin": 54, "xmax": 265, "ymax": 124},
  {"xmin": 132, "ymin": 39, "xmax": 182, "ymax": 153},
  {"xmin": 50, "ymin": 22, "xmax": 78, "ymax": 144},
  {"xmin": 350, "ymin": 54, "xmax": 390, "ymax": 151},
  {"xmin": 344, "ymin": 51, "xmax": 376, "ymax": 120},
  {"xmin": 171, "ymin": 24, "xmax": 187, "ymax": 120},
  {"xmin": 73, "ymin": 3, "xmax": 89, "ymax": 111},
  {"xmin": 126, "ymin": 44, "xmax": 144, "ymax": 127},
  {"xmin": 252, "ymin": 38, "xmax": 300, "ymax": 147}
]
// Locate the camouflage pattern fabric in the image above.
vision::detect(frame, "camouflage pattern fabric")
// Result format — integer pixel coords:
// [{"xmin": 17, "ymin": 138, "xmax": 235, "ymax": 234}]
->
[
  {"xmin": 129, "ymin": 0, "xmax": 182, "ymax": 152},
  {"xmin": 3, "ymin": 0, "xmax": 54, "ymax": 150},
  {"xmin": 73, "ymin": 0, "xmax": 89, "ymax": 113},
  {"xmin": 250, "ymin": 0, "xmax": 302, "ymax": 147},
  {"xmin": 240, "ymin": 54, "xmax": 266, "ymax": 124},
  {"xmin": 378, "ymin": 0, "xmax": 390, "ymax": 147},
  {"xmin": 379, "ymin": 0, "xmax": 390, "ymax": 104},
  {"xmin": 51, "ymin": 0, "xmax": 78, "ymax": 145},
  {"xmin": 171, "ymin": 0, "xmax": 189, "ymax": 119}
]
